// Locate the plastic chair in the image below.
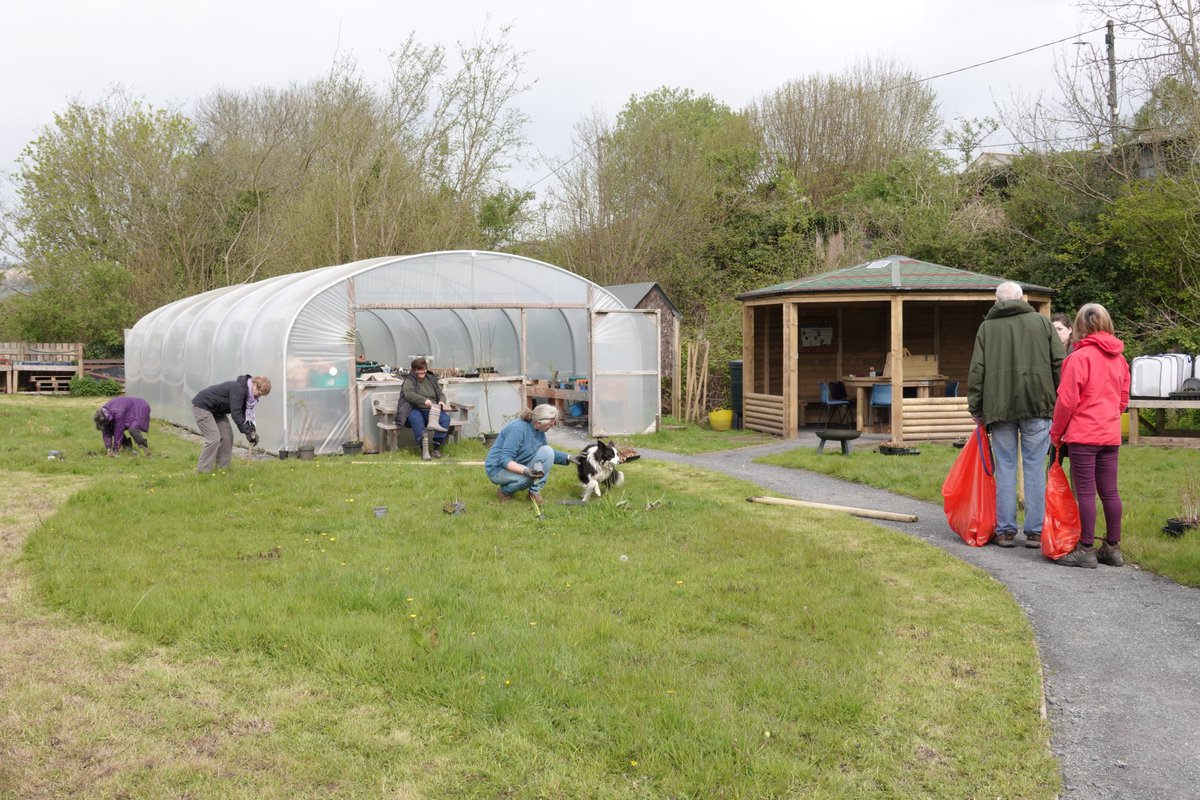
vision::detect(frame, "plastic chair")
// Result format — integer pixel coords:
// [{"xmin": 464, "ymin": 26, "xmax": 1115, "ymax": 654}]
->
[
  {"xmin": 818, "ymin": 382, "xmax": 850, "ymax": 427},
  {"xmin": 945, "ymin": 380, "xmax": 960, "ymax": 397},
  {"xmin": 869, "ymin": 383, "xmax": 892, "ymax": 428}
]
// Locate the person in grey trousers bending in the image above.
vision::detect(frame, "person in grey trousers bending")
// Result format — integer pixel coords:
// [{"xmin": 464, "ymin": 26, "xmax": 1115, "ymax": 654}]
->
[{"xmin": 192, "ymin": 375, "xmax": 271, "ymax": 473}]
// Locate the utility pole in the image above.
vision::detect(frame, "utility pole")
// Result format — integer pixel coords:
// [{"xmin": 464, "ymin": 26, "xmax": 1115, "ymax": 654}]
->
[{"xmin": 1106, "ymin": 19, "xmax": 1119, "ymax": 151}]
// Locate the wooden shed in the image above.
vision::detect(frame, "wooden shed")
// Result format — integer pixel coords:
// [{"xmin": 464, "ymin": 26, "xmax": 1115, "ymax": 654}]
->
[{"xmin": 736, "ymin": 255, "xmax": 1054, "ymax": 443}]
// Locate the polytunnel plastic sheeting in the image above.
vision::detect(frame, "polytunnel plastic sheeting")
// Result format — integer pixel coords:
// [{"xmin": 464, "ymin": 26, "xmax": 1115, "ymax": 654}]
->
[
  {"xmin": 126, "ymin": 251, "xmax": 656, "ymax": 455},
  {"xmin": 524, "ymin": 308, "xmax": 585, "ymax": 380},
  {"xmin": 284, "ymin": 279, "xmax": 356, "ymax": 452},
  {"xmin": 591, "ymin": 311, "xmax": 661, "ymax": 435}
]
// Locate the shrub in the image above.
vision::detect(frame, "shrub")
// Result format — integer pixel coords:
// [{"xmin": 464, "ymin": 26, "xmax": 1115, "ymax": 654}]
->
[{"xmin": 69, "ymin": 375, "xmax": 122, "ymax": 397}]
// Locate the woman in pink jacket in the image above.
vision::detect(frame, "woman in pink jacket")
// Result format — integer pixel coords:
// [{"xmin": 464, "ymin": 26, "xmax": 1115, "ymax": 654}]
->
[{"xmin": 1049, "ymin": 304, "xmax": 1131, "ymax": 568}]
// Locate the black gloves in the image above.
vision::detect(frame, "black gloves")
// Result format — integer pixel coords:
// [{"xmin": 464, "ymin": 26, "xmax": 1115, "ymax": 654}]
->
[
  {"xmin": 521, "ymin": 465, "xmax": 545, "ymax": 479},
  {"xmin": 247, "ymin": 432, "xmax": 260, "ymax": 446},
  {"xmin": 567, "ymin": 454, "xmax": 582, "ymax": 464}
]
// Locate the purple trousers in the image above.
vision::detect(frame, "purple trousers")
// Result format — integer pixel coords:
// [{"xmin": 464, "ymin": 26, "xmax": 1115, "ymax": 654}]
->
[{"xmin": 1067, "ymin": 443, "xmax": 1122, "ymax": 547}]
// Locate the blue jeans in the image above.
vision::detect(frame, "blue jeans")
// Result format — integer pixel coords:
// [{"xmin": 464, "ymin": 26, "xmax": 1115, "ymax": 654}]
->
[
  {"xmin": 406, "ymin": 407, "xmax": 450, "ymax": 446},
  {"xmin": 487, "ymin": 444, "xmax": 556, "ymax": 496},
  {"xmin": 989, "ymin": 417, "xmax": 1051, "ymax": 534}
]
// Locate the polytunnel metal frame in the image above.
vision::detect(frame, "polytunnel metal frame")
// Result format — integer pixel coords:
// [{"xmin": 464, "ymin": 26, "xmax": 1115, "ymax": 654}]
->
[{"xmin": 125, "ymin": 251, "xmax": 661, "ymax": 455}]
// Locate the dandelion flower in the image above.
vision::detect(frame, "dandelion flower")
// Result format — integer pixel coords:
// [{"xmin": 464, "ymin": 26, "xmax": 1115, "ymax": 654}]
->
[
  {"xmin": 504, "ymin": 679, "xmax": 511, "ymax": 686},
  {"xmin": 409, "ymin": 613, "xmax": 417, "ymax": 619},
  {"xmin": 329, "ymin": 537, "xmax": 336, "ymax": 542},
  {"xmin": 630, "ymin": 760, "xmax": 637, "ymax": 767}
]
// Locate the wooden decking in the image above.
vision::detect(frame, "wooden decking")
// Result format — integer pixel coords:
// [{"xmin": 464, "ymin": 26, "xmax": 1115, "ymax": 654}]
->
[{"xmin": 1, "ymin": 342, "xmax": 84, "ymax": 394}]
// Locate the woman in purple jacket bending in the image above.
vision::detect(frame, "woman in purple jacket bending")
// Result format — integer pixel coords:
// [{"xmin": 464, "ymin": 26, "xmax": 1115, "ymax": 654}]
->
[{"xmin": 94, "ymin": 396, "xmax": 152, "ymax": 456}]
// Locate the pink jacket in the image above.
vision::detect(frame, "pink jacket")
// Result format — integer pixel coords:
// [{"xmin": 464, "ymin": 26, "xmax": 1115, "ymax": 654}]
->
[{"xmin": 1050, "ymin": 332, "xmax": 1130, "ymax": 446}]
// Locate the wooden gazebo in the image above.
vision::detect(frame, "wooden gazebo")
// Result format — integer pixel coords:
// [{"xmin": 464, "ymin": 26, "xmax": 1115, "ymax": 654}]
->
[{"xmin": 736, "ymin": 255, "xmax": 1054, "ymax": 443}]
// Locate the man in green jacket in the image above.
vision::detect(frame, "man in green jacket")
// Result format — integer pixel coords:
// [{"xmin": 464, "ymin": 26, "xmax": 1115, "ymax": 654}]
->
[{"xmin": 967, "ymin": 281, "xmax": 1066, "ymax": 548}]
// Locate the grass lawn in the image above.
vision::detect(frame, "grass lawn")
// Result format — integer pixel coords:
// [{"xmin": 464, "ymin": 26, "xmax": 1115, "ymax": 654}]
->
[
  {"xmin": 624, "ymin": 415, "xmax": 779, "ymax": 454},
  {"xmin": 758, "ymin": 437, "xmax": 1200, "ymax": 587},
  {"xmin": 1, "ymin": 397, "xmax": 1059, "ymax": 798}
]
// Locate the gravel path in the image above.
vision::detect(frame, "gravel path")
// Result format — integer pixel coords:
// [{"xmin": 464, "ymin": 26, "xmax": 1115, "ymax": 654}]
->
[{"xmin": 550, "ymin": 428, "xmax": 1200, "ymax": 800}]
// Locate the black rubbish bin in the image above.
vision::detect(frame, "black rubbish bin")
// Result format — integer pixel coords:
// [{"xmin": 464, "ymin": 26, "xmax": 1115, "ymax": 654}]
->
[{"xmin": 729, "ymin": 360, "xmax": 743, "ymax": 429}]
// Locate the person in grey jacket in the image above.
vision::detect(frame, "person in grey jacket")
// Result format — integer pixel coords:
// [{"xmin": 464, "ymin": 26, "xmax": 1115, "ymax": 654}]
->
[
  {"xmin": 967, "ymin": 282, "xmax": 1065, "ymax": 548},
  {"xmin": 192, "ymin": 375, "xmax": 271, "ymax": 473}
]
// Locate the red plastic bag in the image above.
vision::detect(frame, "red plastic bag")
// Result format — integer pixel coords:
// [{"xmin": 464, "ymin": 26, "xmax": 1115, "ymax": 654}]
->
[
  {"xmin": 1041, "ymin": 452, "xmax": 1081, "ymax": 559},
  {"xmin": 942, "ymin": 425, "xmax": 997, "ymax": 546}
]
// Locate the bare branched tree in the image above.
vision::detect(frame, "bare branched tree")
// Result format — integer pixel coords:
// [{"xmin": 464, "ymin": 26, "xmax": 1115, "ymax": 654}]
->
[{"xmin": 747, "ymin": 60, "xmax": 941, "ymax": 203}]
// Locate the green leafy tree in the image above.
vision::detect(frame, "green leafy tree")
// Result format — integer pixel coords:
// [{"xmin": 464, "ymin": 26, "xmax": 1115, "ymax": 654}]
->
[
  {"xmin": 544, "ymin": 88, "xmax": 761, "ymax": 308},
  {"xmin": 479, "ymin": 187, "xmax": 534, "ymax": 250},
  {"xmin": 0, "ymin": 253, "xmax": 134, "ymax": 347},
  {"xmin": 11, "ymin": 88, "xmax": 199, "ymax": 314}
]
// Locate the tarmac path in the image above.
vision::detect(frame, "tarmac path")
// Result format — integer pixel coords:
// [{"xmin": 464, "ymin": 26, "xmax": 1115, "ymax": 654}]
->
[{"xmin": 558, "ymin": 429, "xmax": 1200, "ymax": 800}]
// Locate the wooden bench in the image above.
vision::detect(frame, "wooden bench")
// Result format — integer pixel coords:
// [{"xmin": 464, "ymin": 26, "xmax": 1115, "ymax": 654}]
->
[
  {"xmin": 815, "ymin": 429, "xmax": 861, "ymax": 455},
  {"xmin": 371, "ymin": 392, "xmax": 471, "ymax": 452},
  {"xmin": 32, "ymin": 375, "xmax": 72, "ymax": 395}
]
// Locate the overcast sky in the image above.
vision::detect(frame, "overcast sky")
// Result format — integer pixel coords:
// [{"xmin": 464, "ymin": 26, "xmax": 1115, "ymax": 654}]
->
[{"xmin": 3, "ymin": 0, "xmax": 1108, "ymax": 203}]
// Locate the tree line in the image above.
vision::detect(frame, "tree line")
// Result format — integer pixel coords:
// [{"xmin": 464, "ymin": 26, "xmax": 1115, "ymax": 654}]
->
[{"xmin": 2, "ymin": 3, "xmax": 1198, "ymax": 370}]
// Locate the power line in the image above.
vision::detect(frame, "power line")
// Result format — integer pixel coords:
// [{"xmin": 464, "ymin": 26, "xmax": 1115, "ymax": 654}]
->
[
  {"xmin": 519, "ymin": 24, "xmax": 1112, "ymax": 193},
  {"xmin": 892, "ymin": 25, "xmax": 1107, "ymax": 91}
]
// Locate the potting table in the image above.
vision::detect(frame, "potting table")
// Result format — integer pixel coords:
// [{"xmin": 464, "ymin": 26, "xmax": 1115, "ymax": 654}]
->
[
  {"xmin": 1126, "ymin": 398, "xmax": 1200, "ymax": 447},
  {"xmin": 525, "ymin": 384, "xmax": 589, "ymax": 425}
]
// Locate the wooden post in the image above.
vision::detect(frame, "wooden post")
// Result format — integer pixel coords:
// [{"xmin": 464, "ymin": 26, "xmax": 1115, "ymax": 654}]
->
[
  {"xmin": 671, "ymin": 316, "xmax": 681, "ymax": 420},
  {"xmin": 890, "ymin": 296, "xmax": 904, "ymax": 442},
  {"xmin": 686, "ymin": 340, "xmax": 696, "ymax": 422},
  {"xmin": 783, "ymin": 302, "xmax": 797, "ymax": 437}
]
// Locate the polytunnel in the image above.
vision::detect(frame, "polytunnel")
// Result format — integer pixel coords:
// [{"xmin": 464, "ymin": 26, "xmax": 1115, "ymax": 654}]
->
[{"xmin": 126, "ymin": 251, "xmax": 662, "ymax": 455}]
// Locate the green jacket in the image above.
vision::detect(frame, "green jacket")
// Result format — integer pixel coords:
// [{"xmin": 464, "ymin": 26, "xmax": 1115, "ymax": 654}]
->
[{"xmin": 967, "ymin": 300, "xmax": 1065, "ymax": 425}]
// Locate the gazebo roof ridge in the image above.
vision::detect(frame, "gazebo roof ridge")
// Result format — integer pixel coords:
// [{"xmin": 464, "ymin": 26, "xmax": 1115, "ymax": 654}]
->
[{"xmin": 736, "ymin": 254, "xmax": 1054, "ymax": 299}]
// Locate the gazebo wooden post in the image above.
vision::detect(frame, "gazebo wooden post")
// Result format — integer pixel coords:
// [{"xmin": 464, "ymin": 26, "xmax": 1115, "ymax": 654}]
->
[
  {"xmin": 784, "ymin": 302, "xmax": 798, "ymax": 437},
  {"xmin": 890, "ymin": 296, "xmax": 905, "ymax": 443},
  {"xmin": 742, "ymin": 304, "xmax": 754, "ymax": 422}
]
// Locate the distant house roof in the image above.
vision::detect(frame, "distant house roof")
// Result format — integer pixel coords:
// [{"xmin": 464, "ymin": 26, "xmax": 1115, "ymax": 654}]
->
[
  {"xmin": 737, "ymin": 254, "xmax": 1053, "ymax": 300},
  {"xmin": 605, "ymin": 281, "xmax": 682, "ymax": 319},
  {"xmin": 967, "ymin": 151, "xmax": 1017, "ymax": 171}
]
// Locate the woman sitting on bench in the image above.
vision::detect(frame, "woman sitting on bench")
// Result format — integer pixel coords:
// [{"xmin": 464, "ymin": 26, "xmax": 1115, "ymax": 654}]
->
[{"xmin": 399, "ymin": 358, "xmax": 452, "ymax": 460}]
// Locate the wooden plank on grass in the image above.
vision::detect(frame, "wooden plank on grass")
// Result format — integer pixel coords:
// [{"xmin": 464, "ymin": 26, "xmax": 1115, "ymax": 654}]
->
[{"xmin": 747, "ymin": 495, "xmax": 918, "ymax": 523}]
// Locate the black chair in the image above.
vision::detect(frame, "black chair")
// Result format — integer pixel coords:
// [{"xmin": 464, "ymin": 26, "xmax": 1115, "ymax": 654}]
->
[
  {"xmin": 818, "ymin": 382, "xmax": 850, "ymax": 427},
  {"xmin": 829, "ymin": 381, "xmax": 856, "ymax": 425}
]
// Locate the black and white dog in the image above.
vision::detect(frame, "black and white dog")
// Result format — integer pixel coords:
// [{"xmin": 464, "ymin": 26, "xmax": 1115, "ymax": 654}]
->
[{"xmin": 576, "ymin": 439, "xmax": 625, "ymax": 502}]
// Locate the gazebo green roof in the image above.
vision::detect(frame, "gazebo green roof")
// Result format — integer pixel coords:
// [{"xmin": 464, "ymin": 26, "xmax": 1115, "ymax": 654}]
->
[{"xmin": 736, "ymin": 254, "xmax": 1053, "ymax": 299}]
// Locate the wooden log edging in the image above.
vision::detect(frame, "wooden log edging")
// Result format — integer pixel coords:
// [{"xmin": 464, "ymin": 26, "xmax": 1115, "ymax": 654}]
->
[{"xmin": 900, "ymin": 396, "xmax": 974, "ymax": 441}]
